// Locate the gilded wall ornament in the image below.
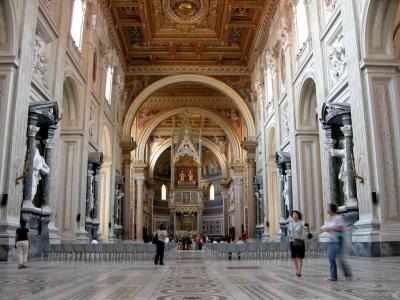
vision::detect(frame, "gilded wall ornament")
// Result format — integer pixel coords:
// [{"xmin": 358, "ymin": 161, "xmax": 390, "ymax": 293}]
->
[{"xmin": 164, "ymin": 0, "xmax": 208, "ymax": 24}]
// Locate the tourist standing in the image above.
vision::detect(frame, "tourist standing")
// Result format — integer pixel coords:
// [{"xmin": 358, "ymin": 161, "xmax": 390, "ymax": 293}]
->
[
  {"xmin": 321, "ymin": 203, "xmax": 352, "ymax": 281},
  {"xmin": 288, "ymin": 210, "xmax": 308, "ymax": 277},
  {"xmin": 15, "ymin": 220, "xmax": 31, "ymax": 269},
  {"xmin": 154, "ymin": 224, "xmax": 168, "ymax": 265}
]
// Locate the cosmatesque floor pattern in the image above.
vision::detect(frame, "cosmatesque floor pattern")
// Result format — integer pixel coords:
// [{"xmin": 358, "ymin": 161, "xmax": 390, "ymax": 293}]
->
[{"xmin": 1, "ymin": 250, "xmax": 400, "ymax": 300}]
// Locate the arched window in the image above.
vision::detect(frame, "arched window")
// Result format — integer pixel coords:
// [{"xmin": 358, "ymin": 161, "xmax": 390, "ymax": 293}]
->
[
  {"xmin": 296, "ymin": 0, "xmax": 309, "ymax": 49},
  {"xmin": 209, "ymin": 184, "xmax": 215, "ymax": 200},
  {"xmin": 161, "ymin": 184, "xmax": 167, "ymax": 200},
  {"xmin": 70, "ymin": 0, "xmax": 86, "ymax": 51},
  {"xmin": 105, "ymin": 66, "xmax": 113, "ymax": 104}
]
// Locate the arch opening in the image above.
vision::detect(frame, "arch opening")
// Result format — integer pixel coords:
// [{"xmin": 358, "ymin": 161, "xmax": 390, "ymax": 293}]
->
[
  {"xmin": 137, "ymin": 108, "xmax": 242, "ymax": 161},
  {"xmin": 296, "ymin": 78, "xmax": 323, "ymax": 232},
  {"xmin": 123, "ymin": 74, "xmax": 256, "ymax": 138}
]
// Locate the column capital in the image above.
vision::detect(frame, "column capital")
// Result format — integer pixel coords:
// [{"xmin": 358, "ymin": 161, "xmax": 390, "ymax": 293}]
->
[
  {"xmin": 120, "ymin": 136, "xmax": 136, "ymax": 155},
  {"xmin": 324, "ymin": 138, "xmax": 337, "ymax": 149},
  {"xmin": 341, "ymin": 124, "xmax": 352, "ymax": 137},
  {"xmin": 246, "ymin": 157, "xmax": 256, "ymax": 167},
  {"xmin": 241, "ymin": 140, "xmax": 258, "ymax": 153},
  {"xmin": 135, "ymin": 175, "xmax": 145, "ymax": 185},
  {"xmin": 27, "ymin": 125, "xmax": 40, "ymax": 137},
  {"xmin": 43, "ymin": 139, "xmax": 53, "ymax": 150},
  {"xmin": 221, "ymin": 178, "xmax": 231, "ymax": 188}
]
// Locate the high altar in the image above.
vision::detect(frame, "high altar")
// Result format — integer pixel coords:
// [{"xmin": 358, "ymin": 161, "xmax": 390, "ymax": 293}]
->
[{"xmin": 169, "ymin": 120, "xmax": 203, "ymax": 237}]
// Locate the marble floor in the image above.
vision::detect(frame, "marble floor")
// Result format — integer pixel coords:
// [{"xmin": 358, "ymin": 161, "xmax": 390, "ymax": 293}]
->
[{"xmin": 1, "ymin": 250, "xmax": 400, "ymax": 300}]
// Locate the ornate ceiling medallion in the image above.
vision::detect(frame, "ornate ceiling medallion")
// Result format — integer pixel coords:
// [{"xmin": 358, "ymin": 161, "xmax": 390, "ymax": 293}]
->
[{"xmin": 163, "ymin": 0, "xmax": 209, "ymax": 24}]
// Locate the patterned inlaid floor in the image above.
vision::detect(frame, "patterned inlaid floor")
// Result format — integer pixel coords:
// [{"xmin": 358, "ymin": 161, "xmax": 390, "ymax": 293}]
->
[{"xmin": 1, "ymin": 250, "xmax": 400, "ymax": 299}]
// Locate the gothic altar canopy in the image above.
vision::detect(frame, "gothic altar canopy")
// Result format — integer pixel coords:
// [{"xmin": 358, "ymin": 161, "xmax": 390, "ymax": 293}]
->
[{"xmin": 172, "ymin": 119, "xmax": 201, "ymax": 188}]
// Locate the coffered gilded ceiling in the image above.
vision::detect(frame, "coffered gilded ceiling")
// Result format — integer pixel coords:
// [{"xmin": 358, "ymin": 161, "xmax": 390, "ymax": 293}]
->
[{"xmin": 108, "ymin": 0, "xmax": 279, "ymax": 68}]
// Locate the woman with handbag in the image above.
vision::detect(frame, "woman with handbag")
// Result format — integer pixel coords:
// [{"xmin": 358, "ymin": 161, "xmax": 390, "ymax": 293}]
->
[{"xmin": 288, "ymin": 210, "xmax": 309, "ymax": 277}]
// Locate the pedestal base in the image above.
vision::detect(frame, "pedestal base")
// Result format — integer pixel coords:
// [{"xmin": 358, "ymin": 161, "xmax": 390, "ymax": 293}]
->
[
  {"xmin": 350, "ymin": 241, "xmax": 400, "ymax": 257},
  {"xmin": 21, "ymin": 207, "xmax": 51, "ymax": 258},
  {"xmin": 279, "ymin": 219, "xmax": 288, "ymax": 242},
  {"xmin": 255, "ymin": 224, "xmax": 265, "ymax": 240},
  {"xmin": 75, "ymin": 227, "xmax": 90, "ymax": 243},
  {"xmin": 85, "ymin": 219, "xmax": 99, "ymax": 241},
  {"xmin": 0, "ymin": 219, "xmax": 20, "ymax": 261}
]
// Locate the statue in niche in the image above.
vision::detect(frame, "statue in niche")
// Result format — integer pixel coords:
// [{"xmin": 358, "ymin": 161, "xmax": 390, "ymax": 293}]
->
[
  {"xmin": 188, "ymin": 169, "xmax": 194, "ymax": 182},
  {"xmin": 179, "ymin": 169, "xmax": 185, "ymax": 182},
  {"xmin": 328, "ymin": 139, "xmax": 347, "ymax": 204},
  {"xmin": 282, "ymin": 177, "xmax": 290, "ymax": 218},
  {"xmin": 31, "ymin": 146, "xmax": 50, "ymax": 200}
]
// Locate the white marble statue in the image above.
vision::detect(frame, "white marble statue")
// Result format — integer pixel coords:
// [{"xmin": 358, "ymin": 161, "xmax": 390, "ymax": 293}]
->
[
  {"xmin": 282, "ymin": 177, "xmax": 290, "ymax": 215},
  {"xmin": 31, "ymin": 147, "xmax": 50, "ymax": 200},
  {"xmin": 328, "ymin": 142, "xmax": 347, "ymax": 203}
]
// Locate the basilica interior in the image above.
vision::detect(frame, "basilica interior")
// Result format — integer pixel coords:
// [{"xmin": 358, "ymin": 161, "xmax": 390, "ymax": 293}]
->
[{"xmin": 1, "ymin": 1, "xmax": 400, "ymax": 296}]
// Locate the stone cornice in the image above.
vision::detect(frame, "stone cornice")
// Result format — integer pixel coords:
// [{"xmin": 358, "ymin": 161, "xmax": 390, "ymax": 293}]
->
[
  {"xmin": 248, "ymin": 0, "xmax": 280, "ymax": 70},
  {"xmin": 97, "ymin": 0, "xmax": 127, "ymax": 71},
  {"xmin": 126, "ymin": 65, "xmax": 251, "ymax": 76}
]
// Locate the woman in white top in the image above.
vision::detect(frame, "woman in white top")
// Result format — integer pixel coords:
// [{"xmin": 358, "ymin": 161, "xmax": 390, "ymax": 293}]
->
[
  {"xmin": 288, "ymin": 210, "xmax": 309, "ymax": 277},
  {"xmin": 154, "ymin": 224, "xmax": 168, "ymax": 265}
]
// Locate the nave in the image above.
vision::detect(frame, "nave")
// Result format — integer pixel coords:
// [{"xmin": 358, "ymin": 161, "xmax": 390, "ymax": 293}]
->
[{"xmin": 1, "ymin": 249, "xmax": 400, "ymax": 300}]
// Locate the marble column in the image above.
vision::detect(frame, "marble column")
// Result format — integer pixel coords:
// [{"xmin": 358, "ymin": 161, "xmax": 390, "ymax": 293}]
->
[
  {"xmin": 85, "ymin": 163, "xmax": 94, "ymax": 221},
  {"xmin": 285, "ymin": 162, "xmax": 293, "ymax": 215},
  {"xmin": 247, "ymin": 159, "xmax": 256, "ymax": 239},
  {"xmin": 135, "ymin": 175, "xmax": 145, "ymax": 241},
  {"xmin": 22, "ymin": 123, "xmax": 39, "ymax": 209},
  {"xmin": 323, "ymin": 125, "xmax": 339, "ymax": 205},
  {"xmin": 233, "ymin": 176, "xmax": 243, "ymax": 240},
  {"xmin": 278, "ymin": 167, "xmax": 287, "ymax": 240},
  {"xmin": 122, "ymin": 157, "xmax": 132, "ymax": 239},
  {"xmin": 41, "ymin": 125, "xmax": 57, "ymax": 212},
  {"xmin": 341, "ymin": 115, "xmax": 358, "ymax": 208},
  {"xmin": 92, "ymin": 166, "xmax": 101, "ymax": 224},
  {"xmin": 173, "ymin": 212, "xmax": 176, "ymax": 235},
  {"xmin": 222, "ymin": 190, "xmax": 229, "ymax": 236}
]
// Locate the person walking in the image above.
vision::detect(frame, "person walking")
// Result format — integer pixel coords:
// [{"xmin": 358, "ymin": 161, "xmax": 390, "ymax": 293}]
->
[
  {"xmin": 321, "ymin": 203, "xmax": 352, "ymax": 281},
  {"xmin": 288, "ymin": 210, "xmax": 309, "ymax": 277},
  {"xmin": 15, "ymin": 220, "xmax": 31, "ymax": 269},
  {"xmin": 154, "ymin": 224, "xmax": 168, "ymax": 265}
]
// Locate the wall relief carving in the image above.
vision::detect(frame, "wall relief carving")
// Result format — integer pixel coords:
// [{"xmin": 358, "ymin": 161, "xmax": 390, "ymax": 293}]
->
[
  {"xmin": 328, "ymin": 33, "xmax": 346, "ymax": 88},
  {"xmin": 0, "ymin": 3, "xmax": 7, "ymax": 47},
  {"xmin": 280, "ymin": 103, "xmax": 289, "ymax": 142},
  {"xmin": 32, "ymin": 32, "xmax": 49, "ymax": 88}
]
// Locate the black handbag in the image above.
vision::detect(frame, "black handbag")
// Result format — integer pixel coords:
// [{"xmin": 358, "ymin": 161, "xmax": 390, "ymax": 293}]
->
[{"xmin": 152, "ymin": 234, "xmax": 158, "ymax": 244}]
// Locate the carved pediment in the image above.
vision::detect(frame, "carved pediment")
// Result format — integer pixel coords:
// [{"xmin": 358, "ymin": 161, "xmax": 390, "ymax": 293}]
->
[{"xmin": 320, "ymin": 102, "xmax": 351, "ymax": 126}]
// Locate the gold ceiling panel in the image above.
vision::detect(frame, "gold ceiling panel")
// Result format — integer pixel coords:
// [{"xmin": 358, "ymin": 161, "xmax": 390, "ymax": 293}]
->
[{"xmin": 108, "ymin": 0, "xmax": 279, "ymax": 67}]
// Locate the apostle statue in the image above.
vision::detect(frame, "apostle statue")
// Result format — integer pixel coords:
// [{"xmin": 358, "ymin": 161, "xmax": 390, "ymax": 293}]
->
[
  {"xmin": 179, "ymin": 169, "xmax": 185, "ymax": 182},
  {"xmin": 328, "ymin": 140, "xmax": 347, "ymax": 204},
  {"xmin": 188, "ymin": 169, "xmax": 194, "ymax": 182},
  {"xmin": 31, "ymin": 146, "xmax": 50, "ymax": 200}
]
